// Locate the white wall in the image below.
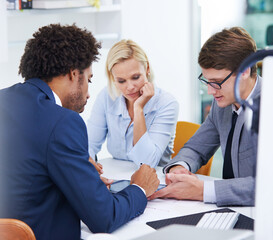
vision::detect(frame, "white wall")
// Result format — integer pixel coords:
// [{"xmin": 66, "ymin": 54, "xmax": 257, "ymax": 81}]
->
[
  {"xmin": 121, "ymin": 0, "xmax": 200, "ymax": 122},
  {"xmin": 0, "ymin": 0, "xmax": 8, "ymax": 63},
  {"xmin": 199, "ymin": 0, "xmax": 245, "ymax": 45},
  {"xmin": 1, "ymin": 1, "xmax": 200, "ymax": 123}
]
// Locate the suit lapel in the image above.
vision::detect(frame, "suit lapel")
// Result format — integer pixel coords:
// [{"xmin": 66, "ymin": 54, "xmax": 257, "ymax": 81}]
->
[{"xmin": 231, "ymin": 75, "xmax": 261, "ymax": 177}]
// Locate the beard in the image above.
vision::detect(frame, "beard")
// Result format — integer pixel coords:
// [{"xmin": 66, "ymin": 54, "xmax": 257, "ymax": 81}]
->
[
  {"xmin": 62, "ymin": 91, "xmax": 86, "ymax": 113},
  {"xmin": 62, "ymin": 75, "xmax": 87, "ymax": 113}
]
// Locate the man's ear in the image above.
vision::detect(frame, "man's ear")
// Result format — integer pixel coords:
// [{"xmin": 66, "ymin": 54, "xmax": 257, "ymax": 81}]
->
[
  {"xmin": 241, "ymin": 67, "xmax": 251, "ymax": 79},
  {"xmin": 68, "ymin": 69, "xmax": 79, "ymax": 81}
]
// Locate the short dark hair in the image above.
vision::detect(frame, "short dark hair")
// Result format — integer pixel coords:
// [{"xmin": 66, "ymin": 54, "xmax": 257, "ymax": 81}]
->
[
  {"xmin": 198, "ymin": 27, "xmax": 257, "ymax": 77},
  {"xmin": 19, "ymin": 23, "xmax": 101, "ymax": 82}
]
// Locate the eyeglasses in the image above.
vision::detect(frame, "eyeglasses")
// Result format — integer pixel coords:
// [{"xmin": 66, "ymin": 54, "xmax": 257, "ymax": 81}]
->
[{"xmin": 198, "ymin": 70, "xmax": 235, "ymax": 90}]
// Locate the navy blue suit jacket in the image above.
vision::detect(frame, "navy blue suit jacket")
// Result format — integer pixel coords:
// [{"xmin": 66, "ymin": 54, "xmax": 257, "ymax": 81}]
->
[{"xmin": 0, "ymin": 78, "xmax": 147, "ymax": 240}]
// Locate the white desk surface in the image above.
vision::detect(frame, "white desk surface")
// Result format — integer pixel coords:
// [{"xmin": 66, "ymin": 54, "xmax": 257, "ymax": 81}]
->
[{"xmin": 81, "ymin": 158, "xmax": 255, "ymax": 240}]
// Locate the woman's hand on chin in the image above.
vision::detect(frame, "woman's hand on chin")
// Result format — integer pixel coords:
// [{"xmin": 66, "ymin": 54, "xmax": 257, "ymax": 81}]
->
[{"xmin": 134, "ymin": 82, "xmax": 154, "ymax": 110}]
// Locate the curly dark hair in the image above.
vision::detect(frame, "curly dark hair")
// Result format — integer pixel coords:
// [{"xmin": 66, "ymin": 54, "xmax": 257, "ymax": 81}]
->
[{"xmin": 19, "ymin": 23, "xmax": 101, "ymax": 82}]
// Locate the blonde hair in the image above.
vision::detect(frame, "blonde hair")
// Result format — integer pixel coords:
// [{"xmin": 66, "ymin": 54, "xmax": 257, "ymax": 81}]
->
[{"xmin": 106, "ymin": 39, "xmax": 154, "ymax": 100}]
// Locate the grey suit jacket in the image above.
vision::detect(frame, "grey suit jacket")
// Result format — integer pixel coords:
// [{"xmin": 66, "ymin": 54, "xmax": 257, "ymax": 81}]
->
[{"xmin": 163, "ymin": 76, "xmax": 261, "ymax": 206}]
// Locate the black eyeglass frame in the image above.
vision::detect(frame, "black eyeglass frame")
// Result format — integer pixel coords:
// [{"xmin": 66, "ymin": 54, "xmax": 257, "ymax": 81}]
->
[{"xmin": 198, "ymin": 70, "xmax": 235, "ymax": 89}]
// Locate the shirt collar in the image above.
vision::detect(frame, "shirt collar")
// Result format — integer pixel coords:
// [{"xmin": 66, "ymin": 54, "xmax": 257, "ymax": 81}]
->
[
  {"xmin": 52, "ymin": 91, "xmax": 62, "ymax": 107},
  {"xmin": 232, "ymin": 76, "xmax": 259, "ymax": 115}
]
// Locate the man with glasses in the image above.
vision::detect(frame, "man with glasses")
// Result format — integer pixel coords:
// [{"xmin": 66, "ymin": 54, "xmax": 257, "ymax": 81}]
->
[{"xmin": 150, "ymin": 27, "xmax": 260, "ymax": 206}]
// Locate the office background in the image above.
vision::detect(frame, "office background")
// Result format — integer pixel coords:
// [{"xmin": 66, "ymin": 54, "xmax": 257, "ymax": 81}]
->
[{"xmin": 0, "ymin": 0, "xmax": 272, "ymax": 178}]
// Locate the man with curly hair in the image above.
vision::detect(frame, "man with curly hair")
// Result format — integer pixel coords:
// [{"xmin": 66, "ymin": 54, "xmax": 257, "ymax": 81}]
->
[{"xmin": 0, "ymin": 24, "xmax": 159, "ymax": 240}]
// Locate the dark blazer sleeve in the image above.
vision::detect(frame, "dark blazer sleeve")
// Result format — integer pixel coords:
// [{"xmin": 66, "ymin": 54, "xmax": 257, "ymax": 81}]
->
[{"xmin": 46, "ymin": 111, "xmax": 147, "ymax": 233}]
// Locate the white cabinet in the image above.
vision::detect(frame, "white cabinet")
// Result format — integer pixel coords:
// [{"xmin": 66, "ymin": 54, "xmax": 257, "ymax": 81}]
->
[
  {"xmin": 1, "ymin": 2, "xmax": 122, "ymax": 89},
  {"xmin": 7, "ymin": 3, "xmax": 121, "ymax": 47}
]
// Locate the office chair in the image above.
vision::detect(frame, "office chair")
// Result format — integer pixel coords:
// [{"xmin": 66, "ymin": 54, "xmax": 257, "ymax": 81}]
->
[
  {"xmin": 172, "ymin": 121, "xmax": 213, "ymax": 176},
  {"xmin": 0, "ymin": 218, "xmax": 36, "ymax": 240}
]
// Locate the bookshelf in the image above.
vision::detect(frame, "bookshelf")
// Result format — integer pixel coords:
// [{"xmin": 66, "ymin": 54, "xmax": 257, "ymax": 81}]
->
[
  {"xmin": 7, "ymin": 2, "xmax": 122, "ymax": 48},
  {"xmin": 2, "ymin": 1, "xmax": 122, "ymax": 90},
  {"xmin": 7, "ymin": 4, "xmax": 121, "ymax": 15}
]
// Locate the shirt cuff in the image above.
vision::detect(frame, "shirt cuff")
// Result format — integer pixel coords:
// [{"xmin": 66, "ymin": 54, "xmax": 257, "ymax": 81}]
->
[
  {"xmin": 203, "ymin": 180, "xmax": 216, "ymax": 203},
  {"xmin": 88, "ymin": 149, "xmax": 96, "ymax": 162},
  {"xmin": 164, "ymin": 161, "xmax": 190, "ymax": 174},
  {"xmin": 127, "ymin": 132, "xmax": 158, "ymax": 167},
  {"xmin": 132, "ymin": 184, "xmax": 146, "ymax": 195}
]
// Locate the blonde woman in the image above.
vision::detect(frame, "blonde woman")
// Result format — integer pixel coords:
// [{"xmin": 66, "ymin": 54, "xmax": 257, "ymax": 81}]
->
[{"xmin": 87, "ymin": 39, "xmax": 179, "ymax": 168}]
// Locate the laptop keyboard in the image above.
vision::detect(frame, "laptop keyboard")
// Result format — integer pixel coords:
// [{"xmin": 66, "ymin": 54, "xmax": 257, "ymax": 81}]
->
[{"xmin": 196, "ymin": 212, "xmax": 239, "ymax": 230}]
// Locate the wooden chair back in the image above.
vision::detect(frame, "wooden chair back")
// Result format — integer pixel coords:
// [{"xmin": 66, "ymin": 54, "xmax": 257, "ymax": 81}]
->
[{"xmin": 0, "ymin": 218, "xmax": 36, "ymax": 240}]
